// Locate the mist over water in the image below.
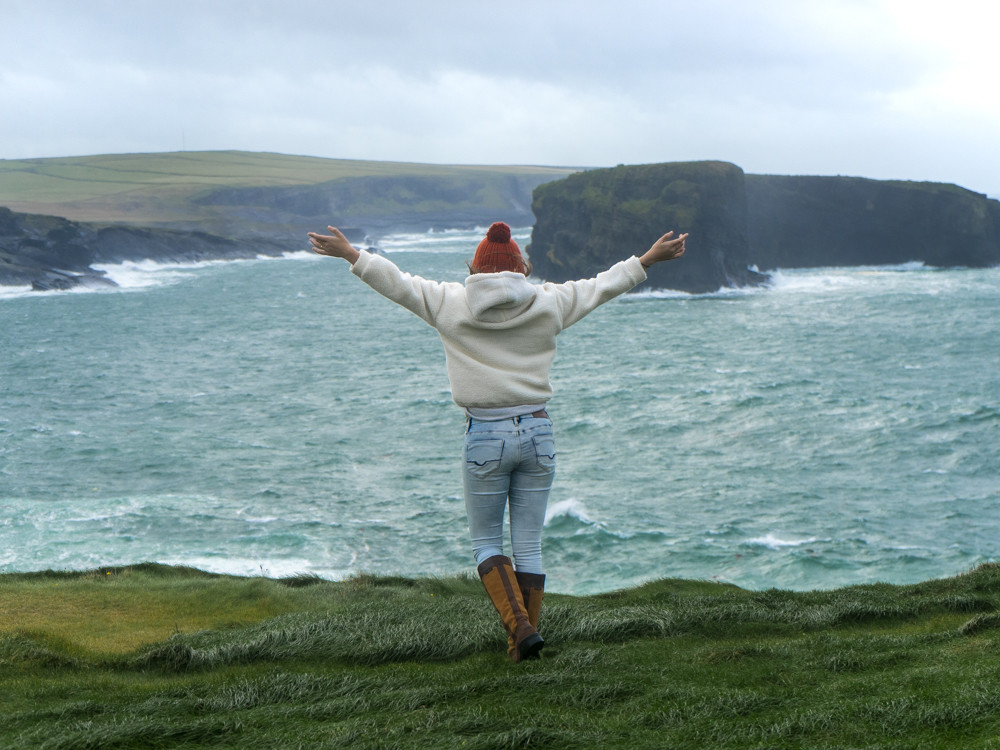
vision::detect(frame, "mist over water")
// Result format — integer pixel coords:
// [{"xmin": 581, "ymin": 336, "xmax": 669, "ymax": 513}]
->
[{"xmin": 2, "ymin": 228, "xmax": 998, "ymax": 593}]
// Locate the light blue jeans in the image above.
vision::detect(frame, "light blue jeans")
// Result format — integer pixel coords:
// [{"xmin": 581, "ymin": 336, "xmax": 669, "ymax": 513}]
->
[{"xmin": 463, "ymin": 415, "xmax": 556, "ymax": 574}]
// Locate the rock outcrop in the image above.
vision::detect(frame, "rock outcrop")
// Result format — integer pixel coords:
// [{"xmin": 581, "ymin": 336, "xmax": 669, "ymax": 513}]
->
[
  {"xmin": 0, "ymin": 207, "xmax": 287, "ymax": 290},
  {"xmin": 0, "ymin": 156, "xmax": 569, "ymax": 290},
  {"xmin": 0, "ymin": 208, "xmax": 112, "ymax": 290},
  {"xmin": 528, "ymin": 163, "xmax": 1000, "ymax": 292},
  {"xmin": 528, "ymin": 162, "xmax": 768, "ymax": 293},
  {"xmin": 5, "ymin": 159, "xmax": 1000, "ymax": 293},
  {"xmin": 745, "ymin": 174, "xmax": 1000, "ymax": 270}
]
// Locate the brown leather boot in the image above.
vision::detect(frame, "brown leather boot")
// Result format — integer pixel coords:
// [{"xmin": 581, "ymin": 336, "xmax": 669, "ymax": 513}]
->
[
  {"xmin": 517, "ymin": 571, "xmax": 545, "ymax": 627},
  {"xmin": 507, "ymin": 571, "xmax": 545, "ymax": 660},
  {"xmin": 477, "ymin": 555, "xmax": 543, "ymax": 662}
]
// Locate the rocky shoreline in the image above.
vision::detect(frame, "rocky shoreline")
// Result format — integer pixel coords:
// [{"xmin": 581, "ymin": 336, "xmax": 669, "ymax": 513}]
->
[
  {"xmin": 0, "ymin": 207, "xmax": 293, "ymax": 290},
  {"xmin": 4, "ymin": 161, "xmax": 999, "ymax": 293}
]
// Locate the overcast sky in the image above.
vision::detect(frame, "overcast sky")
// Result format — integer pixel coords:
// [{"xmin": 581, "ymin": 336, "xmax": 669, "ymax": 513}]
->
[{"xmin": 3, "ymin": 0, "xmax": 998, "ymax": 196}]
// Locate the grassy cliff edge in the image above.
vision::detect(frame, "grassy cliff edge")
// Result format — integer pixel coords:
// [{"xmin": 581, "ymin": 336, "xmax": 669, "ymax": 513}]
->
[
  {"xmin": 4, "ymin": 563, "xmax": 1000, "ymax": 748},
  {"xmin": 0, "ymin": 151, "xmax": 577, "ymax": 231}
]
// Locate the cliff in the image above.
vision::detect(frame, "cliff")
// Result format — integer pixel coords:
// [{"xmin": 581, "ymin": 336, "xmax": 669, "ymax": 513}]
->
[
  {"xmin": 0, "ymin": 207, "xmax": 288, "ymax": 290},
  {"xmin": 528, "ymin": 162, "xmax": 768, "ymax": 293},
  {"xmin": 0, "ymin": 151, "xmax": 574, "ymax": 241},
  {"xmin": 0, "ymin": 152, "xmax": 574, "ymax": 290},
  {"xmin": 528, "ymin": 164, "xmax": 1000, "ymax": 292},
  {"xmin": 192, "ymin": 171, "xmax": 554, "ymax": 238},
  {"xmin": 746, "ymin": 174, "xmax": 1000, "ymax": 270},
  {"xmin": 4, "ymin": 152, "xmax": 1000, "ymax": 293}
]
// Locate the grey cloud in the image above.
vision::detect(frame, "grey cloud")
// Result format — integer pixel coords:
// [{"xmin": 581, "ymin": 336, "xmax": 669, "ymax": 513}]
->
[{"xmin": 2, "ymin": 0, "xmax": 997, "ymax": 196}]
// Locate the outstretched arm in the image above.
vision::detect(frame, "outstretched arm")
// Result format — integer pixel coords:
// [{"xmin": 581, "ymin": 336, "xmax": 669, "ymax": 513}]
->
[
  {"xmin": 550, "ymin": 230, "xmax": 689, "ymax": 329},
  {"xmin": 310, "ymin": 225, "xmax": 455, "ymax": 326},
  {"xmin": 638, "ymin": 230, "xmax": 688, "ymax": 269},
  {"xmin": 308, "ymin": 226, "xmax": 361, "ymax": 265}
]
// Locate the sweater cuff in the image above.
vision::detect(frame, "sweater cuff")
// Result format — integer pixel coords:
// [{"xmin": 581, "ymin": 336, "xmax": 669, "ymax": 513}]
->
[
  {"xmin": 350, "ymin": 249, "xmax": 374, "ymax": 277},
  {"xmin": 624, "ymin": 255, "xmax": 648, "ymax": 284}
]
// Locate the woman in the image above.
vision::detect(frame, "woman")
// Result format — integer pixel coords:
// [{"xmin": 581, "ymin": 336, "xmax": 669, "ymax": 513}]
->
[{"xmin": 308, "ymin": 222, "xmax": 687, "ymax": 661}]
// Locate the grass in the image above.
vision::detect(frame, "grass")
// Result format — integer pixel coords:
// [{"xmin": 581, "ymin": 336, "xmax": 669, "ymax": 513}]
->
[
  {"xmin": 4, "ymin": 563, "xmax": 1000, "ymax": 748},
  {"xmin": 0, "ymin": 151, "xmax": 577, "ymax": 224}
]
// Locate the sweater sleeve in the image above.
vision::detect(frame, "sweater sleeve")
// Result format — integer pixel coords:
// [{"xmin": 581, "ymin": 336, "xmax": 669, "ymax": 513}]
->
[
  {"xmin": 548, "ymin": 256, "xmax": 647, "ymax": 329},
  {"xmin": 350, "ymin": 250, "xmax": 456, "ymax": 326}
]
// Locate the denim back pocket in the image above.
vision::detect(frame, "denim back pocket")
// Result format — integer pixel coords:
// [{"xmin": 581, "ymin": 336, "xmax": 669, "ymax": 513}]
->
[
  {"xmin": 531, "ymin": 435, "xmax": 556, "ymax": 472},
  {"xmin": 465, "ymin": 438, "xmax": 505, "ymax": 478}
]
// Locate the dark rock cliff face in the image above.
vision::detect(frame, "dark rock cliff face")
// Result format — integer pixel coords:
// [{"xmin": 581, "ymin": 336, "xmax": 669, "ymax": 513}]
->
[
  {"xmin": 528, "ymin": 164, "xmax": 1000, "ymax": 292},
  {"xmin": 528, "ymin": 162, "xmax": 768, "ymax": 293},
  {"xmin": 192, "ymin": 172, "xmax": 555, "ymax": 239},
  {"xmin": 0, "ymin": 169, "xmax": 560, "ymax": 290},
  {"xmin": 746, "ymin": 175, "xmax": 1000, "ymax": 270},
  {"xmin": 0, "ymin": 209, "xmax": 111, "ymax": 290},
  {"xmin": 5, "ymin": 163, "xmax": 1000, "ymax": 292},
  {"xmin": 0, "ymin": 207, "xmax": 287, "ymax": 290}
]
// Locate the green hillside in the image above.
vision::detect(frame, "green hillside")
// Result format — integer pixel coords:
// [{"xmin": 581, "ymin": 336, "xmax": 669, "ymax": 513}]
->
[{"xmin": 0, "ymin": 150, "xmax": 578, "ymax": 226}]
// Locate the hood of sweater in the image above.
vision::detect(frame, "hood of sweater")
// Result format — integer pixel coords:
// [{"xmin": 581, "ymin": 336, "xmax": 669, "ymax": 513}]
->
[{"xmin": 464, "ymin": 271, "xmax": 537, "ymax": 323}]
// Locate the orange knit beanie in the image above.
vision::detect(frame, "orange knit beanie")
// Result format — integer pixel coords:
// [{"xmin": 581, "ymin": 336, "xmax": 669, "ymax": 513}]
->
[{"xmin": 471, "ymin": 222, "xmax": 526, "ymax": 274}]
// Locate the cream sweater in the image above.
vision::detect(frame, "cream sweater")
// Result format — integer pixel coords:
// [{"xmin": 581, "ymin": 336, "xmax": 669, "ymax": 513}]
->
[{"xmin": 350, "ymin": 251, "xmax": 647, "ymax": 408}]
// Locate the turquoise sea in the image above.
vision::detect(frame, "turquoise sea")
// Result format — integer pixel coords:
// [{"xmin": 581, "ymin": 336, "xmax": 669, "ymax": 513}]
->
[{"xmin": 2, "ymin": 227, "xmax": 998, "ymax": 594}]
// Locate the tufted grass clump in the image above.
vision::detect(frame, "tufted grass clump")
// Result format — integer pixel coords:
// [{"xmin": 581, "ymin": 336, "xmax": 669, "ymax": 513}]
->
[{"xmin": 3, "ymin": 562, "xmax": 1000, "ymax": 748}]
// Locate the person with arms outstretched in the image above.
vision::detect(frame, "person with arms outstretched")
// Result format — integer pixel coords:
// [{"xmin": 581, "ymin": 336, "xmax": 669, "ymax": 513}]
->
[{"xmin": 309, "ymin": 222, "xmax": 687, "ymax": 662}]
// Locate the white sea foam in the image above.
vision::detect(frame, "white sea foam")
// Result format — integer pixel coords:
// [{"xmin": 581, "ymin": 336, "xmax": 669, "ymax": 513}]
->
[
  {"xmin": 745, "ymin": 533, "xmax": 824, "ymax": 550},
  {"xmin": 160, "ymin": 555, "xmax": 321, "ymax": 579},
  {"xmin": 91, "ymin": 258, "xmax": 232, "ymax": 289},
  {"xmin": 379, "ymin": 226, "xmax": 531, "ymax": 254},
  {"xmin": 90, "ymin": 252, "xmax": 317, "ymax": 291},
  {"xmin": 278, "ymin": 249, "xmax": 323, "ymax": 261},
  {"xmin": 766, "ymin": 262, "xmax": 932, "ymax": 296},
  {"xmin": 0, "ymin": 284, "xmax": 34, "ymax": 300},
  {"xmin": 545, "ymin": 498, "xmax": 604, "ymax": 529},
  {"xmin": 0, "ymin": 277, "xmax": 126, "ymax": 299},
  {"xmin": 545, "ymin": 498, "xmax": 602, "ymax": 528},
  {"xmin": 626, "ymin": 282, "xmax": 764, "ymax": 301},
  {"xmin": 554, "ymin": 260, "xmax": 939, "ymax": 301}
]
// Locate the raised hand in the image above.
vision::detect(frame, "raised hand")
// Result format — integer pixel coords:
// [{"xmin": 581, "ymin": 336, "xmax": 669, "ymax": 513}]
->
[
  {"xmin": 639, "ymin": 230, "xmax": 688, "ymax": 268},
  {"xmin": 308, "ymin": 226, "xmax": 361, "ymax": 264}
]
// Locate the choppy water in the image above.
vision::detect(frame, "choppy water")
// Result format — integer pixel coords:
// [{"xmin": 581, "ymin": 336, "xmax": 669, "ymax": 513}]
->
[{"xmin": 2, "ymin": 228, "xmax": 998, "ymax": 594}]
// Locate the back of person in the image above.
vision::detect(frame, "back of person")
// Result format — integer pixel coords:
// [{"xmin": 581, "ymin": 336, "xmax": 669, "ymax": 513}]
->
[{"xmin": 308, "ymin": 220, "xmax": 687, "ymax": 663}]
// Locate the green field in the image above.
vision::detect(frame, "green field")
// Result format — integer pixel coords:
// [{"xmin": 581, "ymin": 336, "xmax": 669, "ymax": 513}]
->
[
  {"xmin": 0, "ymin": 151, "xmax": 577, "ymax": 225},
  {"xmin": 4, "ymin": 563, "xmax": 1000, "ymax": 748}
]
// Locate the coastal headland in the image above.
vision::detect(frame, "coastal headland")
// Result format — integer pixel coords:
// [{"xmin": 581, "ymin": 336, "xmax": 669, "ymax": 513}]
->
[
  {"xmin": 2, "ymin": 151, "xmax": 999, "ymax": 291},
  {"xmin": 529, "ymin": 161, "xmax": 1000, "ymax": 292},
  {"xmin": 4, "ymin": 562, "xmax": 1000, "ymax": 747}
]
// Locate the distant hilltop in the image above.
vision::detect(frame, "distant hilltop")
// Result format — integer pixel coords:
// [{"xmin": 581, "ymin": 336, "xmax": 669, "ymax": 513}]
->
[
  {"xmin": 0, "ymin": 151, "xmax": 575, "ymax": 290},
  {"xmin": 1, "ymin": 152, "xmax": 998, "ymax": 291},
  {"xmin": 0, "ymin": 150, "xmax": 576, "ymax": 238}
]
